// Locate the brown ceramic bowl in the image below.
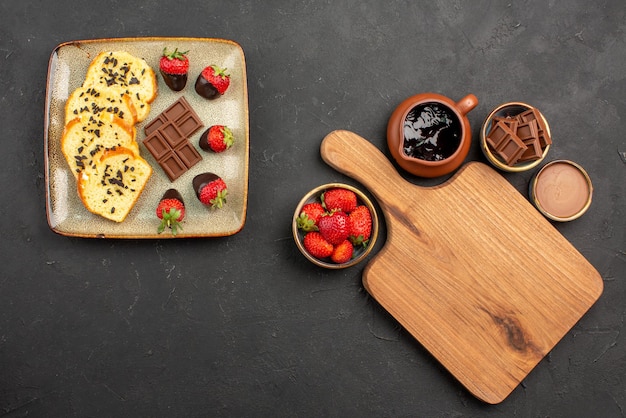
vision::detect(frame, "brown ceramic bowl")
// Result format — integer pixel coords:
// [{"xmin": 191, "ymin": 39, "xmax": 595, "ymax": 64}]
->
[
  {"xmin": 292, "ymin": 183, "xmax": 379, "ymax": 269},
  {"xmin": 387, "ymin": 93, "xmax": 478, "ymax": 178},
  {"xmin": 480, "ymin": 102, "xmax": 551, "ymax": 172}
]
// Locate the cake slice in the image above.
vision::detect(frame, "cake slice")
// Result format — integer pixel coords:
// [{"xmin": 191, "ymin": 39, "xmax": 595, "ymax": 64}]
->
[
  {"xmin": 78, "ymin": 147, "xmax": 152, "ymax": 223},
  {"xmin": 61, "ymin": 113, "xmax": 138, "ymax": 177},
  {"xmin": 83, "ymin": 51, "xmax": 157, "ymax": 122},
  {"xmin": 65, "ymin": 86, "xmax": 137, "ymax": 127}
]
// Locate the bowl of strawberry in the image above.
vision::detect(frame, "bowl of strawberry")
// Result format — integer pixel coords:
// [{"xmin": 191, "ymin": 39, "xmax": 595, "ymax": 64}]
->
[{"xmin": 292, "ymin": 183, "xmax": 379, "ymax": 269}]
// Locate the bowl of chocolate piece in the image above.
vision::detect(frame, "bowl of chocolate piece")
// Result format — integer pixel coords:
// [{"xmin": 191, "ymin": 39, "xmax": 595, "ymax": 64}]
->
[
  {"xmin": 387, "ymin": 92, "xmax": 478, "ymax": 178},
  {"xmin": 480, "ymin": 102, "xmax": 552, "ymax": 172}
]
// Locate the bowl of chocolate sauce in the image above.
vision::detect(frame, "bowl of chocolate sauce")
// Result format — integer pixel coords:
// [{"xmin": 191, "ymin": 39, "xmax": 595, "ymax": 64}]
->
[{"xmin": 387, "ymin": 93, "xmax": 478, "ymax": 178}]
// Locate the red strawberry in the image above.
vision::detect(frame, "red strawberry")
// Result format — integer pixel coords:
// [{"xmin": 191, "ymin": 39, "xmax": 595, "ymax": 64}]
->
[
  {"xmin": 349, "ymin": 205, "xmax": 372, "ymax": 247},
  {"xmin": 195, "ymin": 65, "xmax": 230, "ymax": 99},
  {"xmin": 322, "ymin": 188, "xmax": 357, "ymax": 213},
  {"xmin": 303, "ymin": 232, "xmax": 334, "ymax": 259},
  {"xmin": 317, "ymin": 211, "xmax": 351, "ymax": 245},
  {"xmin": 296, "ymin": 202, "xmax": 325, "ymax": 232},
  {"xmin": 193, "ymin": 173, "xmax": 228, "ymax": 209},
  {"xmin": 199, "ymin": 125, "xmax": 234, "ymax": 153},
  {"xmin": 156, "ymin": 189, "xmax": 185, "ymax": 235},
  {"xmin": 159, "ymin": 47, "xmax": 189, "ymax": 91},
  {"xmin": 331, "ymin": 240, "xmax": 354, "ymax": 264}
]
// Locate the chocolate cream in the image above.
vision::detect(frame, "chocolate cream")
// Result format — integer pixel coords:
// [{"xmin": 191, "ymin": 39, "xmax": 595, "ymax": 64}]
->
[{"xmin": 534, "ymin": 161, "xmax": 591, "ymax": 219}]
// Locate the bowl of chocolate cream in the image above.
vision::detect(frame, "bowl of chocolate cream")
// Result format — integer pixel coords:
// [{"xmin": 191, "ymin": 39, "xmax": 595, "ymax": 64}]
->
[{"xmin": 529, "ymin": 160, "xmax": 593, "ymax": 222}]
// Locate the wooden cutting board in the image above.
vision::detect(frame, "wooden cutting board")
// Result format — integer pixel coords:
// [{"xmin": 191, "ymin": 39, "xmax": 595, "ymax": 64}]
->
[{"xmin": 320, "ymin": 130, "xmax": 603, "ymax": 404}]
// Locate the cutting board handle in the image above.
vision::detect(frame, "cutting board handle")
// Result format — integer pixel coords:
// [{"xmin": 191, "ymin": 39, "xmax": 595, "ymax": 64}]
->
[{"xmin": 321, "ymin": 130, "xmax": 412, "ymax": 202}]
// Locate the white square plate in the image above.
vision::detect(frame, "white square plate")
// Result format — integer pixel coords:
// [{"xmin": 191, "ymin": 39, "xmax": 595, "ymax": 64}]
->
[{"xmin": 44, "ymin": 37, "xmax": 249, "ymax": 238}]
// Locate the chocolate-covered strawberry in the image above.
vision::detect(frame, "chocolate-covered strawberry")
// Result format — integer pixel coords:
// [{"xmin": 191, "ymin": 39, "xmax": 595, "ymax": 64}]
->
[
  {"xmin": 199, "ymin": 125, "xmax": 234, "ymax": 153},
  {"xmin": 159, "ymin": 47, "xmax": 189, "ymax": 91},
  {"xmin": 193, "ymin": 172, "xmax": 228, "ymax": 209},
  {"xmin": 195, "ymin": 65, "xmax": 230, "ymax": 99},
  {"xmin": 156, "ymin": 189, "xmax": 185, "ymax": 235}
]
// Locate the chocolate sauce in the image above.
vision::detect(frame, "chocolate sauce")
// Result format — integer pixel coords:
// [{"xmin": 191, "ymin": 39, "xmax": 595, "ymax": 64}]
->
[
  {"xmin": 195, "ymin": 75, "xmax": 219, "ymax": 99},
  {"xmin": 402, "ymin": 102, "xmax": 461, "ymax": 161},
  {"xmin": 161, "ymin": 188, "xmax": 184, "ymax": 203},
  {"xmin": 198, "ymin": 129, "xmax": 211, "ymax": 151},
  {"xmin": 193, "ymin": 172, "xmax": 219, "ymax": 199},
  {"xmin": 160, "ymin": 70, "xmax": 187, "ymax": 92}
]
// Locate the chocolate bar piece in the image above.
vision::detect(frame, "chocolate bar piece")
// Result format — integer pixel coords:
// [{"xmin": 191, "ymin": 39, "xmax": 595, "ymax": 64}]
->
[
  {"xmin": 518, "ymin": 136, "xmax": 543, "ymax": 163},
  {"xmin": 492, "ymin": 116, "xmax": 518, "ymax": 133},
  {"xmin": 518, "ymin": 108, "xmax": 552, "ymax": 147},
  {"xmin": 518, "ymin": 108, "xmax": 540, "ymax": 124},
  {"xmin": 516, "ymin": 119, "xmax": 538, "ymax": 142},
  {"xmin": 487, "ymin": 120, "xmax": 527, "ymax": 165},
  {"xmin": 485, "ymin": 120, "xmax": 510, "ymax": 150},
  {"xmin": 143, "ymin": 97, "xmax": 204, "ymax": 181}
]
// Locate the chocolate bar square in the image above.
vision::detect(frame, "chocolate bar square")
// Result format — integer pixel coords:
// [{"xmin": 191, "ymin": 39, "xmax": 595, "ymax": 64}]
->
[
  {"xmin": 518, "ymin": 137, "xmax": 543, "ymax": 163},
  {"xmin": 144, "ymin": 115, "xmax": 166, "ymax": 136},
  {"xmin": 160, "ymin": 152, "xmax": 187, "ymax": 181},
  {"xmin": 161, "ymin": 122, "xmax": 186, "ymax": 148},
  {"xmin": 490, "ymin": 121, "xmax": 527, "ymax": 165},
  {"xmin": 486, "ymin": 122, "xmax": 510, "ymax": 150},
  {"xmin": 143, "ymin": 132, "xmax": 171, "ymax": 160},
  {"xmin": 176, "ymin": 142, "xmax": 202, "ymax": 169},
  {"xmin": 177, "ymin": 114, "xmax": 204, "ymax": 137},
  {"xmin": 516, "ymin": 120, "xmax": 539, "ymax": 142}
]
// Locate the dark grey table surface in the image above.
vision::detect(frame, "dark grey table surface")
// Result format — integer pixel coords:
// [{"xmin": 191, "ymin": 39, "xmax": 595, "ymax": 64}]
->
[{"xmin": 1, "ymin": 1, "xmax": 625, "ymax": 417}]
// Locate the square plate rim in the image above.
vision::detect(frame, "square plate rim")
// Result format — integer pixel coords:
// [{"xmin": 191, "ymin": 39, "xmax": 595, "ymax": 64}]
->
[{"xmin": 44, "ymin": 37, "xmax": 249, "ymax": 239}]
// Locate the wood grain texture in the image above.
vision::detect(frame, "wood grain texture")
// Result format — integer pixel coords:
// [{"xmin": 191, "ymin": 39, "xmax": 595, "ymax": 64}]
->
[{"xmin": 320, "ymin": 130, "xmax": 603, "ymax": 404}]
